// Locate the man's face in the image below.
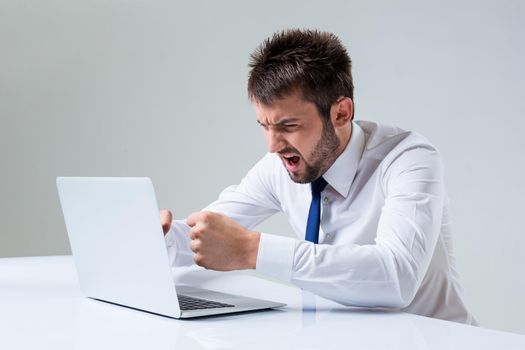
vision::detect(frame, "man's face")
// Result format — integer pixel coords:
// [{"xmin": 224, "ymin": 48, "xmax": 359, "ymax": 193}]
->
[{"xmin": 255, "ymin": 93, "xmax": 340, "ymax": 183}]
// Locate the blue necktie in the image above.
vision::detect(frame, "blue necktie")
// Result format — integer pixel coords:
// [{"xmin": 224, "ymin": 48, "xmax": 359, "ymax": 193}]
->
[{"xmin": 305, "ymin": 177, "xmax": 328, "ymax": 244}]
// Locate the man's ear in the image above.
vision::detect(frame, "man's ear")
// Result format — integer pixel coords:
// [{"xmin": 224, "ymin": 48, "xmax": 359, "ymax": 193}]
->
[{"xmin": 331, "ymin": 97, "xmax": 353, "ymax": 128}]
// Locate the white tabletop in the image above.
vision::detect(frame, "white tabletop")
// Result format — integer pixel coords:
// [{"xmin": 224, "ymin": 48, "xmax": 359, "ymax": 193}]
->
[{"xmin": 1, "ymin": 256, "xmax": 524, "ymax": 349}]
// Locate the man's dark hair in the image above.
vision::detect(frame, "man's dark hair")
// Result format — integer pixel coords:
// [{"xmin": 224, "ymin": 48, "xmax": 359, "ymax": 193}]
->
[{"xmin": 247, "ymin": 28, "xmax": 354, "ymax": 120}]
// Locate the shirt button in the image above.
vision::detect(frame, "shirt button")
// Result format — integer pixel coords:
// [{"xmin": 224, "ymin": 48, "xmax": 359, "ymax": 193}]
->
[
  {"xmin": 325, "ymin": 233, "xmax": 332, "ymax": 240},
  {"xmin": 323, "ymin": 197, "xmax": 329, "ymax": 204}
]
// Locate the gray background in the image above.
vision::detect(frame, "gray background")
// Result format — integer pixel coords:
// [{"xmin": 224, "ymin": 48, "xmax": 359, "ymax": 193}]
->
[{"xmin": 1, "ymin": 0, "xmax": 524, "ymax": 335}]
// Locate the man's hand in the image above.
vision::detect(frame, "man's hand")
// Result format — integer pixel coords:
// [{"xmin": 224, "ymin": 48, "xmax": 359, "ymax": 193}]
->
[
  {"xmin": 186, "ymin": 211, "xmax": 260, "ymax": 271},
  {"xmin": 160, "ymin": 209, "xmax": 173, "ymax": 235}
]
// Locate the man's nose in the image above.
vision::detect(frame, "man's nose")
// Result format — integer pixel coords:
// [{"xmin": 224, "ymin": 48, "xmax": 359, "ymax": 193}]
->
[{"xmin": 266, "ymin": 130, "xmax": 285, "ymax": 153}]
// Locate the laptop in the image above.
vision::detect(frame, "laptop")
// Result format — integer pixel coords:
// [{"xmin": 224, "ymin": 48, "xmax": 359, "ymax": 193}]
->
[{"xmin": 56, "ymin": 177, "xmax": 285, "ymax": 318}]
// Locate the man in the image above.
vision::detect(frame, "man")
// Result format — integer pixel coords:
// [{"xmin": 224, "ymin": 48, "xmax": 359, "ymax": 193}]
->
[{"xmin": 161, "ymin": 29, "xmax": 476, "ymax": 324}]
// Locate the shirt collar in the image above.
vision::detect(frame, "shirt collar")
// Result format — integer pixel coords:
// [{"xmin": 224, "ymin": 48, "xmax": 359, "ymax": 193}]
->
[{"xmin": 322, "ymin": 121, "xmax": 365, "ymax": 198}]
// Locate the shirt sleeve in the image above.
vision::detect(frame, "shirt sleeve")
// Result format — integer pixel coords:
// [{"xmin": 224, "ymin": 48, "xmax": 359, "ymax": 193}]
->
[
  {"xmin": 255, "ymin": 145, "xmax": 445, "ymax": 309},
  {"xmin": 165, "ymin": 153, "xmax": 282, "ymax": 267},
  {"xmin": 164, "ymin": 220, "xmax": 194, "ymax": 267}
]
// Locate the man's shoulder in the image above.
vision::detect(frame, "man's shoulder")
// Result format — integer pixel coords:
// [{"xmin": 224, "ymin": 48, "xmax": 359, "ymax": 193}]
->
[
  {"xmin": 355, "ymin": 120, "xmax": 439, "ymax": 161},
  {"xmin": 355, "ymin": 120, "xmax": 444, "ymax": 187},
  {"xmin": 254, "ymin": 151, "xmax": 281, "ymax": 168},
  {"xmin": 247, "ymin": 152, "xmax": 286, "ymax": 179}
]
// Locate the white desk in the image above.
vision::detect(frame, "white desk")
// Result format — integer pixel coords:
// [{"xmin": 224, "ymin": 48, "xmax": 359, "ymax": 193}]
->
[{"xmin": 1, "ymin": 256, "xmax": 524, "ymax": 349}]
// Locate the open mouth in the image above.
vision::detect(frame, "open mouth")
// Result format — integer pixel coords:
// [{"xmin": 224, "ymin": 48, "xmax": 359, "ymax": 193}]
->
[{"xmin": 282, "ymin": 154, "xmax": 301, "ymax": 172}]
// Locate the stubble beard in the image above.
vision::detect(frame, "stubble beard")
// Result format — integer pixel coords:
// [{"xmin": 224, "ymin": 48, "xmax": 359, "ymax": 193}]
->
[{"xmin": 287, "ymin": 120, "xmax": 340, "ymax": 184}]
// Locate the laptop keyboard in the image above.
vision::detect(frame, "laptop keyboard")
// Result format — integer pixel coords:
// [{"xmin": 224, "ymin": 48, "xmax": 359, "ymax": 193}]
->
[{"xmin": 177, "ymin": 294, "xmax": 235, "ymax": 311}]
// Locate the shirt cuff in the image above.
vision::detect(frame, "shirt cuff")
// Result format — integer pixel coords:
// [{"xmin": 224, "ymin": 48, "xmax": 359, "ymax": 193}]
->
[
  {"xmin": 164, "ymin": 229, "xmax": 176, "ymax": 248},
  {"xmin": 255, "ymin": 233, "xmax": 296, "ymax": 282},
  {"xmin": 164, "ymin": 220, "xmax": 195, "ymax": 268}
]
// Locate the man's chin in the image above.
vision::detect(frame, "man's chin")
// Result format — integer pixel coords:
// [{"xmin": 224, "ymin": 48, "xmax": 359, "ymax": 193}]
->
[
  {"xmin": 286, "ymin": 169, "xmax": 311, "ymax": 184},
  {"xmin": 281, "ymin": 159, "xmax": 319, "ymax": 184}
]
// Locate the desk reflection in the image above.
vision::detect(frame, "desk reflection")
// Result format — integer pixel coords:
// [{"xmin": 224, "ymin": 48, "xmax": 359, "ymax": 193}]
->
[
  {"xmin": 3, "ymin": 256, "xmax": 523, "ymax": 350},
  {"xmin": 74, "ymin": 289, "xmax": 429, "ymax": 350}
]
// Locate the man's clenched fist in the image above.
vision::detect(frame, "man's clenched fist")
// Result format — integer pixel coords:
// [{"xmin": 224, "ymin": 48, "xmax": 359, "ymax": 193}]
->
[{"xmin": 186, "ymin": 211, "xmax": 260, "ymax": 271}]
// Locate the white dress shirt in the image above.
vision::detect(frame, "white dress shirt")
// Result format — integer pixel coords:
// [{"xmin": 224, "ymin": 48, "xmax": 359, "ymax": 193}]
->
[{"xmin": 165, "ymin": 120, "xmax": 476, "ymax": 325}]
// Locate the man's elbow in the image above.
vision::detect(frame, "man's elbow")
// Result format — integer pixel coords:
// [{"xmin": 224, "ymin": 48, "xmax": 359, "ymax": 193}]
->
[{"xmin": 390, "ymin": 267, "xmax": 423, "ymax": 309}]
